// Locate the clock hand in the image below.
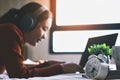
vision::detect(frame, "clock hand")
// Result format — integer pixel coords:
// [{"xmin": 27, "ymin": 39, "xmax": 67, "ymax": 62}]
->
[{"xmin": 90, "ymin": 67, "xmax": 95, "ymax": 73}]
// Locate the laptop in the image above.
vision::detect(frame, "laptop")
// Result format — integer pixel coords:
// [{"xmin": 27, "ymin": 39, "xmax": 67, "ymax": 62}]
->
[{"xmin": 79, "ymin": 33, "xmax": 118, "ymax": 69}]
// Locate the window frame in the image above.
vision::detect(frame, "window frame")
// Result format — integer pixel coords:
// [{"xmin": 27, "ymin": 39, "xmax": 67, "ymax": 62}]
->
[{"xmin": 49, "ymin": 0, "xmax": 120, "ymax": 54}]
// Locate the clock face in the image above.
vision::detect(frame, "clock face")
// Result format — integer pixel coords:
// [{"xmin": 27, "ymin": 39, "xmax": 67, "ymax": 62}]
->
[
  {"xmin": 85, "ymin": 57, "xmax": 109, "ymax": 79},
  {"xmin": 85, "ymin": 58, "xmax": 100, "ymax": 78}
]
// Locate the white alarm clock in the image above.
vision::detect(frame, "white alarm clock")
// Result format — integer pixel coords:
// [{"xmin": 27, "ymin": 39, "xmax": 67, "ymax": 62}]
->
[{"xmin": 85, "ymin": 55, "xmax": 109, "ymax": 80}]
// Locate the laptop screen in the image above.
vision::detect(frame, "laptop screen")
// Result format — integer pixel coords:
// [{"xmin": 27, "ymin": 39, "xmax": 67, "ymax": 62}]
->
[{"xmin": 79, "ymin": 33, "xmax": 118, "ymax": 68}]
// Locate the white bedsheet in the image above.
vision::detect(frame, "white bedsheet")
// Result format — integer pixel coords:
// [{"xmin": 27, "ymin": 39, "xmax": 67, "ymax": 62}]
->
[
  {"xmin": 0, "ymin": 71, "xmax": 91, "ymax": 80},
  {"xmin": 0, "ymin": 71, "xmax": 119, "ymax": 80}
]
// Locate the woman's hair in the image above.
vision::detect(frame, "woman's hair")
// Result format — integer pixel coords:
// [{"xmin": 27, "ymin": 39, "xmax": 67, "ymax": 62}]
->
[
  {"xmin": 0, "ymin": 2, "xmax": 52, "ymax": 32},
  {"xmin": 0, "ymin": 8, "xmax": 19, "ymax": 23}
]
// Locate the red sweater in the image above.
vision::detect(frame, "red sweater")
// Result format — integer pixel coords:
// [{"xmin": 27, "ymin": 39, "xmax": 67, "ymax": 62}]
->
[{"xmin": 0, "ymin": 23, "xmax": 63, "ymax": 78}]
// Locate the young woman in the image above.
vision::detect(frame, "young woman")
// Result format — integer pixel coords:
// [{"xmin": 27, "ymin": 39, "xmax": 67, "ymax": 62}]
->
[{"xmin": 0, "ymin": 2, "xmax": 81, "ymax": 78}]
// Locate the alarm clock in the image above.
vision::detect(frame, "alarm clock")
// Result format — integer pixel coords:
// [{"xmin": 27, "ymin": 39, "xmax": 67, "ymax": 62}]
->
[{"xmin": 85, "ymin": 55, "xmax": 109, "ymax": 80}]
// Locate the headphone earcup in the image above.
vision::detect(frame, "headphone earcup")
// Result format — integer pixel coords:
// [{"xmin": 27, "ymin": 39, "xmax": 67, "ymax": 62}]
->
[
  {"xmin": 19, "ymin": 14, "xmax": 35, "ymax": 31},
  {"xmin": 18, "ymin": 6, "xmax": 47, "ymax": 32}
]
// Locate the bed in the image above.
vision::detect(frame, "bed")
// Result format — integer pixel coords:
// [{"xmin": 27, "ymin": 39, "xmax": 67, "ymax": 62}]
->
[
  {"xmin": 0, "ymin": 59, "xmax": 117, "ymax": 80},
  {"xmin": 0, "ymin": 65, "xmax": 117, "ymax": 80},
  {"xmin": 0, "ymin": 71, "xmax": 91, "ymax": 80},
  {"xmin": 0, "ymin": 59, "xmax": 91, "ymax": 80}
]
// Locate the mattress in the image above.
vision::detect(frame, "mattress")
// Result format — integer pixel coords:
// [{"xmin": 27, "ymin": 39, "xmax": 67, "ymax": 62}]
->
[{"xmin": 0, "ymin": 71, "xmax": 90, "ymax": 80}]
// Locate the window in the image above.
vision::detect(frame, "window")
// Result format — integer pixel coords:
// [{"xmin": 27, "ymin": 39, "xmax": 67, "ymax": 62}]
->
[
  {"xmin": 49, "ymin": 0, "xmax": 120, "ymax": 54},
  {"xmin": 56, "ymin": 0, "xmax": 120, "ymax": 25}
]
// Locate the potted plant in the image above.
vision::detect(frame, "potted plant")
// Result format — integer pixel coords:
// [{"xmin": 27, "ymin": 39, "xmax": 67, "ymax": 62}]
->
[{"xmin": 88, "ymin": 43, "xmax": 111, "ymax": 64}]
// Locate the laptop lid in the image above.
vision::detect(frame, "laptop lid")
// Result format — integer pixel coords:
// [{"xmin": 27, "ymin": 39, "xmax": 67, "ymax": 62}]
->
[{"xmin": 79, "ymin": 33, "xmax": 118, "ymax": 68}]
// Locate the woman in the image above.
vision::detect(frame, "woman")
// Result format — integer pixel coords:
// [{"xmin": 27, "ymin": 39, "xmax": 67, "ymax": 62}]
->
[{"xmin": 0, "ymin": 2, "xmax": 81, "ymax": 78}]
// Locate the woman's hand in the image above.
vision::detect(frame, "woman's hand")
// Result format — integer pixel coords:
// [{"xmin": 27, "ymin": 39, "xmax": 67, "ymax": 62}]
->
[
  {"xmin": 38, "ymin": 60, "xmax": 65, "ymax": 65},
  {"xmin": 38, "ymin": 60, "xmax": 84, "ymax": 73},
  {"xmin": 60, "ymin": 62, "xmax": 83, "ymax": 73}
]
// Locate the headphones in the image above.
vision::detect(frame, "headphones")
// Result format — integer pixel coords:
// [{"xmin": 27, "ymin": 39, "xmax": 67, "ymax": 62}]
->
[{"xmin": 19, "ymin": 6, "xmax": 48, "ymax": 32}]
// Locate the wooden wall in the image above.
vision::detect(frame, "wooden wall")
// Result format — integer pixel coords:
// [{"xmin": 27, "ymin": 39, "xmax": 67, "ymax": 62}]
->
[{"xmin": 0, "ymin": 0, "xmax": 50, "ymax": 16}]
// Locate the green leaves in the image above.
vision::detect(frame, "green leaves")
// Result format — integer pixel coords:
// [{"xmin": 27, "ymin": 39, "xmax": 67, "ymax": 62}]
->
[{"xmin": 88, "ymin": 43, "xmax": 111, "ymax": 56}]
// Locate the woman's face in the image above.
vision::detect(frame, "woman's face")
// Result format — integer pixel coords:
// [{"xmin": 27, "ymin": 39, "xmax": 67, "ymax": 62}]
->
[{"xmin": 24, "ymin": 18, "xmax": 52, "ymax": 46}]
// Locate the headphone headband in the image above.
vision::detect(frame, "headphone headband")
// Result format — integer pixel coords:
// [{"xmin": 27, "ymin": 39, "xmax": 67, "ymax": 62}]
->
[{"xmin": 34, "ymin": 5, "xmax": 48, "ymax": 17}]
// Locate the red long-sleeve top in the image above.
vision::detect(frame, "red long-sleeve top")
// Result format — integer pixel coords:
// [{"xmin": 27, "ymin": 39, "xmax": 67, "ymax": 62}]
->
[{"xmin": 0, "ymin": 23, "xmax": 63, "ymax": 78}]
